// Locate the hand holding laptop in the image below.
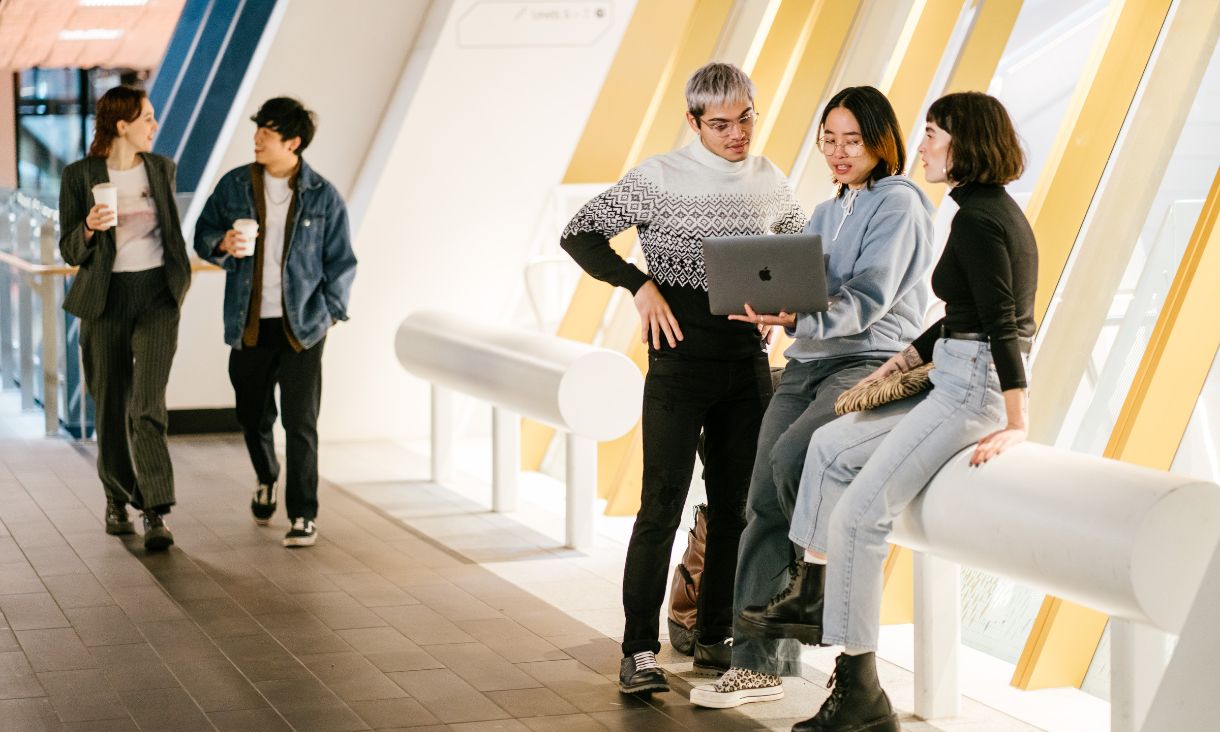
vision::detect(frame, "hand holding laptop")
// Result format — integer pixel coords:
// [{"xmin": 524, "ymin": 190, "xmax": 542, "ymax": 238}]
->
[{"xmin": 728, "ymin": 303, "xmax": 796, "ymax": 329}]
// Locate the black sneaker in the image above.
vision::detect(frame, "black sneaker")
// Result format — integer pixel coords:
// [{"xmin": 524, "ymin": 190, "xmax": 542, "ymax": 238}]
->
[
  {"xmin": 618, "ymin": 651, "xmax": 668, "ymax": 695},
  {"xmin": 251, "ymin": 482, "xmax": 277, "ymax": 525},
  {"xmin": 105, "ymin": 501, "xmax": 134, "ymax": 535},
  {"xmin": 283, "ymin": 517, "xmax": 317, "ymax": 547},
  {"xmin": 142, "ymin": 512, "xmax": 174, "ymax": 551}
]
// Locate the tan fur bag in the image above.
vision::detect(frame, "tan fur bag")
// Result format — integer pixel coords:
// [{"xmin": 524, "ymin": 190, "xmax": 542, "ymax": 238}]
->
[{"xmin": 834, "ymin": 363, "xmax": 935, "ymax": 416}]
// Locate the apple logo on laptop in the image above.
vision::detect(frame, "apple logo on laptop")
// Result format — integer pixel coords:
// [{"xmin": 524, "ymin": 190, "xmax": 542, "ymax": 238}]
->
[{"xmin": 758, "ymin": 267, "xmax": 772, "ymax": 282}]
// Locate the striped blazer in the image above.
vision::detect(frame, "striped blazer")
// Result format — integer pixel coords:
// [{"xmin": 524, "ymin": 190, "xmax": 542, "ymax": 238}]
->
[{"xmin": 58, "ymin": 153, "xmax": 191, "ymax": 320}]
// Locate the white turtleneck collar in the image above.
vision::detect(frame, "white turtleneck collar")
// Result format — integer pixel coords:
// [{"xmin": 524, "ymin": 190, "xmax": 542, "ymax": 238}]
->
[{"xmin": 687, "ymin": 137, "xmax": 750, "ymax": 173}]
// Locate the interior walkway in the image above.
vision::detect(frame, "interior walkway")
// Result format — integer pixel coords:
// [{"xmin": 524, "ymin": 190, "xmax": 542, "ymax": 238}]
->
[{"xmin": 0, "ymin": 429, "xmax": 1052, "ymax": 730}]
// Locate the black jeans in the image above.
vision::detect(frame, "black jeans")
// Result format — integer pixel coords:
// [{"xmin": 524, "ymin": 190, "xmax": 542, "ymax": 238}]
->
[
  {"xmin": 228, "ymin": 319, "xmax": 325, "ymax": 520},
  {"xmin": 730, "ymin": 355, "xmax": 885, "ymax": 675},
  {"xmin": 621, "ymin": 352, "xmax": 772, "ymax": 655}
]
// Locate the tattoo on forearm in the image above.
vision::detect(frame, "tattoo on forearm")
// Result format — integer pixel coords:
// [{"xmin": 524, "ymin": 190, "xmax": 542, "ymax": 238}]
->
[{"xmin": 901, "ymin": 346, "xmax": 922, "ymax": 371}]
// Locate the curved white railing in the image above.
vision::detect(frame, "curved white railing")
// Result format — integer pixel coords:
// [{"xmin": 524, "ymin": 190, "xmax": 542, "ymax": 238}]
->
[
  {"xmin": 395, "ymin": 310, "xmax": 643, "ymax": 549},
  {"xmin": 890, "ymin": 441, "xmax": 1220, "ymax": 731}
]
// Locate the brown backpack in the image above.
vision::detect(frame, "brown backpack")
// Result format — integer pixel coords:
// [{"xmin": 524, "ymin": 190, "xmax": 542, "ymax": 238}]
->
[{"xmin": 667, "ymin": 503, "xmax": 707, "ymax": 654}]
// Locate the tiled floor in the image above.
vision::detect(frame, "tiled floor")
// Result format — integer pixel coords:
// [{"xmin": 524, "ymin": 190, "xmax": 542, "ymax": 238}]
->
[
  {"xmin": 0, "ymin": 430, "xmax": 1060, "ymax": 731},
  {"xmin": 0, "ymin": 435, "xmax": 773, "ymax": 730}
]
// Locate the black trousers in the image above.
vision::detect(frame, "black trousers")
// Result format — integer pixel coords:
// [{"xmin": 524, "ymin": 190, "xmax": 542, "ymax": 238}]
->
[
  {"xmin": 228, "ymin": 319, "xmax": 324, "ymax": 521},
  {"xmin": 80, "ymin": 268, "xmax": 179, "ymax": 512},
  {"xmin": 621, "ymin": 352, "xmax": 772, "ymax": 655}
]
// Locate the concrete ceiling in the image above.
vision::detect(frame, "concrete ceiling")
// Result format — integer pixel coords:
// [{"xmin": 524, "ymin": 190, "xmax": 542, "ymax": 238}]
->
[{"xmin": 0, "ymin": 0, "xmax": 185, "ymax": 70}]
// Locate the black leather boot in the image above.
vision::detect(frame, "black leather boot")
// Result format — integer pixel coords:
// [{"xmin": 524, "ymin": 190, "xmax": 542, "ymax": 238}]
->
[
  {"xmin": 792, "ymin": 652, "xmax": 900, "ymax": 732},
  {"xmin": 738, "ymin": 560, "xmax": 824, "ymax": 644},
  {"xmin": 142, "ymin": 512, "xmax": 174, "ymax": 551},
  {"xmin": 692, "ymin": 636, "xmax": 732, "ymax": 675}
]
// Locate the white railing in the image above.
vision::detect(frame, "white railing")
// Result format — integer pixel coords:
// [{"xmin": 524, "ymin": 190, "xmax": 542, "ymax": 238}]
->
[
  {"xmin": 893, "ymin": 441, "xmax": 1220, "ymax": 731},
  {"xmin": 0, "ymin": 188, "xmax": 218, "ymax": 438},
  {"xmin": 395, "ymin": 310, "xmax": 643, "ymax": 549}
]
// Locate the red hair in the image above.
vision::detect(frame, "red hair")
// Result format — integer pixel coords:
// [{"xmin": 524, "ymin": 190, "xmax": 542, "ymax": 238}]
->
[{"xmin": 87, "ymin": 85, "xmax": 146, "ymax": 158}]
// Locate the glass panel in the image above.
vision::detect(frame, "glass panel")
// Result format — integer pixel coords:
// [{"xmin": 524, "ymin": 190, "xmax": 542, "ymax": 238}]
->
[{"xmin": 956, "ymin": 0, "xmax": 1112, "ymax": 668}]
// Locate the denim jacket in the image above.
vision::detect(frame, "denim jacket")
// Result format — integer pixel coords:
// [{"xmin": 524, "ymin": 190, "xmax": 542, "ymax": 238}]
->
[{"xmin": 194, "ymin": 158, "xmax": 357, "ymax": 350}]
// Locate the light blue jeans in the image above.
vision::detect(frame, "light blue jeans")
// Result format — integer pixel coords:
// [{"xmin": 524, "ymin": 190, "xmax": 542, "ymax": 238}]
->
[{"xmin": 788, "ymin": 338, "xmax": 1012, "ymax": 650}]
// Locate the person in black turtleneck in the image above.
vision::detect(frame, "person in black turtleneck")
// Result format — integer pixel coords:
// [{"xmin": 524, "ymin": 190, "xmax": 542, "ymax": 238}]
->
[{"xmin": 767, "ymin": 92, "xmax": 1037, "ymax": 732}]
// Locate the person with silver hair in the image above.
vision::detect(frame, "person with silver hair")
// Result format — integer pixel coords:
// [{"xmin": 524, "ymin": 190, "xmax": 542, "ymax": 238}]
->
[{"xmin": 560, "ymin": 62, "xmax": 805, "ymax": 695}]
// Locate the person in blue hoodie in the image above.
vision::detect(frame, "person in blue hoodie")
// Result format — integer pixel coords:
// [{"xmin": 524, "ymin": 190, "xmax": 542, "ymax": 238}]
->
[{"xmin": 690, "ymin": 86, "xmax": 934, "ymax": 709}]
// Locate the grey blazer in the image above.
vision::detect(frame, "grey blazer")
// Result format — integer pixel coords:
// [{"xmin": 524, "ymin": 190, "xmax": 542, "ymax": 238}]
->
[{"xmin": 59, "ymin": 153, "xmax": 191, "ymax": 320}]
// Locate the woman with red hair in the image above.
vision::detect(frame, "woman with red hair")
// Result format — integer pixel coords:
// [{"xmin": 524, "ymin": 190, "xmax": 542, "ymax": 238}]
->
[{"xmin": 59, "ymin": 85, "xmax": 191, "ymax": 551}]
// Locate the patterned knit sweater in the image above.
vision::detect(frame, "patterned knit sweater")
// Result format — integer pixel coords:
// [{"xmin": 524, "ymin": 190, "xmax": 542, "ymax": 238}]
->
[{"xmin": 560, "ymin": 139, "xmax": 805, "ymax": 360}]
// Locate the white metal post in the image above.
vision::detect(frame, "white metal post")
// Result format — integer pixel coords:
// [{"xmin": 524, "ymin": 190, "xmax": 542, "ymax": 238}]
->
[
  {"xmin": 491, "ymin": 406, "xmax": 519, "ymax": 512},
  {"xmin": 431, "ymin": 385, "xmax": 453, "ymax": 485},
  {"xmin": 1111, "ymin": 619, "xmax": 1170, "ymax": 732},
  {"xmin": 564, "ymin": 433, "xmax": 596, "ymax": 550},
  {"xmin": 913, "ymin": 551, "xmax": 960, "ymax": 720},
  {"xmin": 38, "ymin": 222, "xmax": 58, "ymax": 436}
]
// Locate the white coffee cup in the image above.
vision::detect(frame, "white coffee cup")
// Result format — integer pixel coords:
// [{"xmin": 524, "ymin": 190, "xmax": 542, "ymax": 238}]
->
[
  {"xmin": 91, "ymin": 183, "xmax": 118, "ymax": 230},
  {"xmin": 233, "ymin": 219, "xmax": 259, "ymax": 256}
]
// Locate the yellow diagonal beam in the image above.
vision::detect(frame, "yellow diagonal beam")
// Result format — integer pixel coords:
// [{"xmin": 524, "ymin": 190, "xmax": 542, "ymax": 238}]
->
[
  {"xmin": 1007, "ymin": 0, "xmax": 1176, "ymax": 691},
  {"xmin": 884, "ymin": 0, "xmax": 966, "ymax": 135},
  {"xmin": 521, "ymin": 1, "xmax": 703, "ymax": 472},
  {"xmin": 913, "ymin": 0, "xmax": 1023, "ymax": 204},
  {"xmin": 1025, "ymin": 0, "xmax": 1174, "ymax": 325}
]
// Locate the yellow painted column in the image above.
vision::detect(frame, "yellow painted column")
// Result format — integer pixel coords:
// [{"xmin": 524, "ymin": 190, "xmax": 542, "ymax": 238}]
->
[
  {"xmin": 520, "ymin": 0, "xmax": 704, "ymax": 471},
  {"xmin": 1025, "ymin": 0, "xmax": 1175, "ymax": 325},
  {"xmin": 884, "ymin": 0, "xmax": 967, "ymax": 135},
  {"xmin": 912, "ymin": 0, "xmax": 1023, "ymax": 204},
  {"xmin": 1009, "ymin": 0, "xmax": 1176, "ymax": 691}
]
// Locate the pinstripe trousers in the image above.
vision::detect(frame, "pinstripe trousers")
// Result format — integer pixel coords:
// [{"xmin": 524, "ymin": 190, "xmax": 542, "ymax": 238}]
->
[{"xmin": 80, "ymin": 267, "xmax": 180, "ymax": 512}]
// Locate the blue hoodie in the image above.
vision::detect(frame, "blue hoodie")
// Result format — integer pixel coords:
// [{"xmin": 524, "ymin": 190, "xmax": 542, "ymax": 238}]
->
[{"xmin": 784, "ymin": 175, "xmax": 935, "ymax": 362}]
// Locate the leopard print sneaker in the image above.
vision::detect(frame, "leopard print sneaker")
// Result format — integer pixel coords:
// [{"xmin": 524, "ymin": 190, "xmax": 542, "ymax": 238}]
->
[{"xmin": 689, "ymin": 666, "xmax": 784, "ymax": 709}]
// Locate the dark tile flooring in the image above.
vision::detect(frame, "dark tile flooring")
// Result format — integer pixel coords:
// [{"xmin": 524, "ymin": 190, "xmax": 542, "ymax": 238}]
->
[{"xmin": 0, "ymin": 436, "xmax": 773, "ymax": 731}]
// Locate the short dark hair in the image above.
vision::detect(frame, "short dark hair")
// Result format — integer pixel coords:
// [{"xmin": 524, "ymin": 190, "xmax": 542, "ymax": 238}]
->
[
  {"xmin": 820, "ymin": 86, "xmax": 905, "ymax": 193},
  {"xmin": 250, "ymin": 97, "xmax": 317, "ymax": 153},
  {"xmin": 926, "ymin": 92, "xmax": 1024, "ymax": 185}
]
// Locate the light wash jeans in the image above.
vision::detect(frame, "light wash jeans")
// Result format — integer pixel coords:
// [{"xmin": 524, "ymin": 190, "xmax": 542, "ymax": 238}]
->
[{"xmin": 788, "ymin": 338, "xmax": 1013, "ymax": 650}]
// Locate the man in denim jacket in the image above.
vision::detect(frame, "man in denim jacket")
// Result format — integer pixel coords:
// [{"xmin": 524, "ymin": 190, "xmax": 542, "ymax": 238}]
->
[{"xmin": 194, "ymin": 97, "xmax": 357, "ymax": 548}]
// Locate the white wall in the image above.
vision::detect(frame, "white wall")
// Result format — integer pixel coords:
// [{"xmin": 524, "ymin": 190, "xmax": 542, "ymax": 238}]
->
[
  {"xmin": 167, "ymin": 0, "xmax": 431, "ymax": 409},
  {"xmin": 321, "ymin": 0, "xmax": 635, "ymax": 441}
]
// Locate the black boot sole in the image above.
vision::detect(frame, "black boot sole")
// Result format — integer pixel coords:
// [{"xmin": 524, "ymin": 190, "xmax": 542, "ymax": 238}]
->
[
  {"xmin": 792, "ymin": 713, "xmax": 900, "ymax": 732},
  {"xmin": 619, "ymin": 679, "xmax": 670, "ymax": 695},
  {"xmin": 106, "ymin": 522, "xmax": 135, "ymax": 536},
  {"xmin": 690, "ymin": 661, "xmax": 728, "ymax": 676},
  {"xmin": 143, "ymin": 529, "xmax": 174, "ymax": 551},
  {"xmin": 737, "ymin": 615, "xmax": 823, "ymax": 645}
]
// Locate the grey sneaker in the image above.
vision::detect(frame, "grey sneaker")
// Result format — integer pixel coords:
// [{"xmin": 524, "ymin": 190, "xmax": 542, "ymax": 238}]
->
[
  {"xmin": 251, "ymin": 482, "xmax": 277, "ymax": 525},
  {"xmin": 283, "ymin": 517, "xmax": 317, "ymax": 547},
  {"xmin": 142, "ymin": 512, "xmax": 174, "ymax": 551}
]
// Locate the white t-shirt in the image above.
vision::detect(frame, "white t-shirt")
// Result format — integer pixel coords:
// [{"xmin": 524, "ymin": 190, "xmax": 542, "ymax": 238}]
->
[
  {"xmin": 108, "ymin": 163, "xmax": 164, "ymax": 272},
  {"xmin": 260, "ymin": 172, "xmax": 292, "ymax": 318}
]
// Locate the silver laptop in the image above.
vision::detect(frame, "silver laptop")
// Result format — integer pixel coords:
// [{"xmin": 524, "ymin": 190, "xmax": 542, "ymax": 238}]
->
[{"xmin": 703, "ymin": 233, "xmax": 829, "ymax": 316}]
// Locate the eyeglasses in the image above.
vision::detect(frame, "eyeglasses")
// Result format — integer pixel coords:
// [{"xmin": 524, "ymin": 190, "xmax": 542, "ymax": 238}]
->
[
  {"xmin": 701, "ymin": 111, "xmax": 759, "ymax": 137},
  {"xmin": 819, "ymin": 138, "xmax": 865, "ymax": 157}
]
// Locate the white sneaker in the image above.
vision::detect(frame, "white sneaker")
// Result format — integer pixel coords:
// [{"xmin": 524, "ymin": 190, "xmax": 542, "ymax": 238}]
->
[{"xmin": 689, "ymin": 667, "xmax": 783, "ymax": 709}]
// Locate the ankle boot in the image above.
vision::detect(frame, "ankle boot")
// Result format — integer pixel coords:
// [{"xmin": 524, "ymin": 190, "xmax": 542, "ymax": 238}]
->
[
  {"xmin": 738, "ymin": 560, "xmax": 824, "ymax": 644},
  {"xmin": 105, "ymin": 501, "xmax": 134, "ymax": 535},
  {"xmin": 792, "ymin": 652, "xmax": 899, "ymax": 732}
]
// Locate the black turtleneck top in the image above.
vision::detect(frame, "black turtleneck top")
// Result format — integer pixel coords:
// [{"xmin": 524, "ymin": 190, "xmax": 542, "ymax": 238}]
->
[{"xmin": 911, "ymin": 182, "xmax": 1037, "ymax": 390}]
